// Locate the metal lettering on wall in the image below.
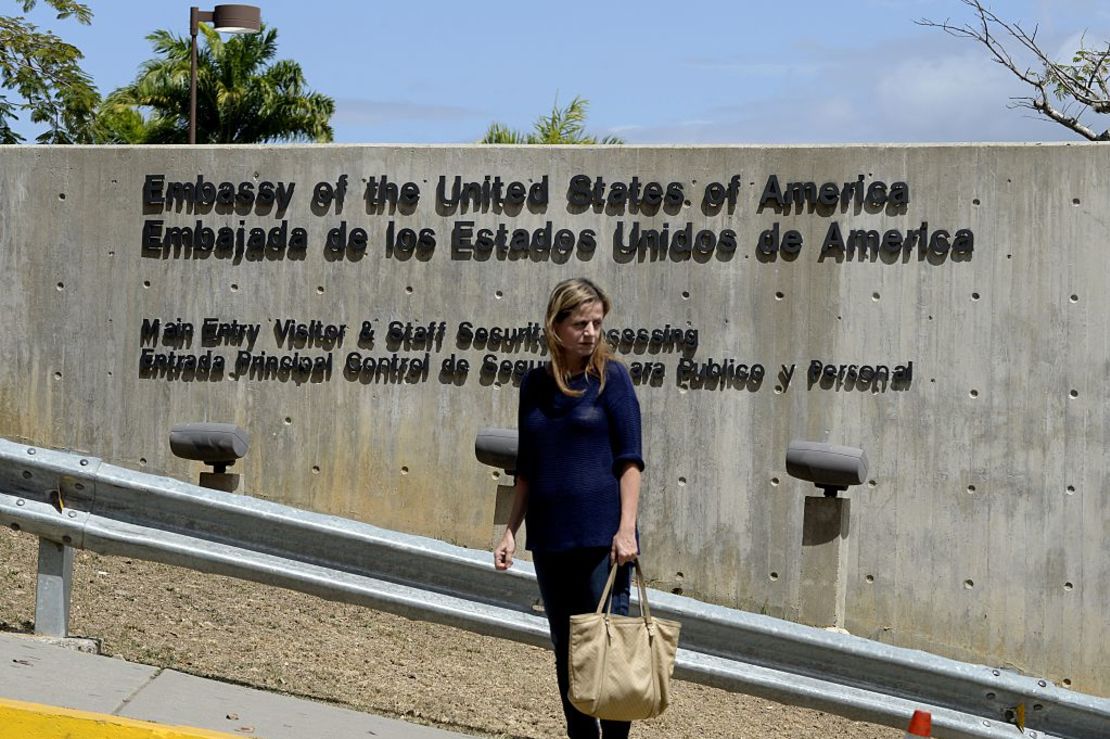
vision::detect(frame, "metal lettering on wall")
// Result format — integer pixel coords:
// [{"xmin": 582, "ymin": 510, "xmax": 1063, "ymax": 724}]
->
[
  {"xmin": 138, "ymin": 314, "xmax": 913, "ymax": 393},
  {"xmin": 135, "ymin": 169, "xmax": 944, "ymax": 391},
  {"xmin": 139, "ymin": 172, "xmax": 973, "ymax": 264}
]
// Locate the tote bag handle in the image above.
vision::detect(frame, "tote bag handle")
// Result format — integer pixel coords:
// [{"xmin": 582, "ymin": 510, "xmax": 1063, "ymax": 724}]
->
[{"xmin": 595, "ymin": 559, "xmax": 653, "ymax": 626}]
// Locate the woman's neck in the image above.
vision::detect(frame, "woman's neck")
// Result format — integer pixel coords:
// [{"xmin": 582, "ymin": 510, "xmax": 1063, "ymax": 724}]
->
[{"xmin": 564, "ymin": 355, "xmax": 588, "ymax": 375}]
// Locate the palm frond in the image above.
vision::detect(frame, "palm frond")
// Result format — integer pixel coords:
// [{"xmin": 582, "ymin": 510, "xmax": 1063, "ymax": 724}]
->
[
  {"xmin": 93, "ymin": 22, "xmax": 333, "ymax": 144},
  {"xmin": 480, "ymin": 95, "xmax": 621, "ymax": 145}
]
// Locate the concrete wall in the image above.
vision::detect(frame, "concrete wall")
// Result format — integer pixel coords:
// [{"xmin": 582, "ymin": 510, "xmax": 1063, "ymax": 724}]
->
[{"xmin": 0, "ymin": 144, "xmax": 1106, "ymax": 695}]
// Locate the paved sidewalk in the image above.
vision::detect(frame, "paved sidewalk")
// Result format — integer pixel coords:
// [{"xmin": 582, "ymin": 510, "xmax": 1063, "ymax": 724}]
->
[{"xmin": 0, "ymin": 632, "xmax": 474, "ymax": 738}]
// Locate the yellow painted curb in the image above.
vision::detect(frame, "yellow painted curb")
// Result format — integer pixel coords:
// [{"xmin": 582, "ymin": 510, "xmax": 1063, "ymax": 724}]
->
[{"xmin": 0, "ymin": 696, "xmax": 249, "ymax": 738}]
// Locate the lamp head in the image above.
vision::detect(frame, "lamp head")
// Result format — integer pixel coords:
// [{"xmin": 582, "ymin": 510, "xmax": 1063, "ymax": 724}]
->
[{"xmin": 212, "ymin": 4, "xmax": 261, "ymax": 33}]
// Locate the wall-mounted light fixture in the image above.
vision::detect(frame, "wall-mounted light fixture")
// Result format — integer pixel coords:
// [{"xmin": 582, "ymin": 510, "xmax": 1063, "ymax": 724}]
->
[{"xmin": 189, "ymin": 5, "xmax": 262, "ymax": 144}]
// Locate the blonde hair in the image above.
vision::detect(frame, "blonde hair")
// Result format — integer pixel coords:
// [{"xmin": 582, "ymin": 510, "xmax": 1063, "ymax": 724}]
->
[{"xmin": 544, "ymin": 277, "xmax": 614, "ymax": 397}]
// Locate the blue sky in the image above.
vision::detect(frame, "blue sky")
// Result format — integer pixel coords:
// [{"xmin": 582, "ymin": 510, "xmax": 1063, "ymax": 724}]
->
[{"xmin": 11, "ymin": 0, "xmax": 1110, "ymax": 143}]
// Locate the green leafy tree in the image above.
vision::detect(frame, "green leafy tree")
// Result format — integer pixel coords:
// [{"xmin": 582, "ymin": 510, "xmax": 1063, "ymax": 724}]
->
[
  {"xmin": 88, "ymin": 104, "xmax": 149, "ymax": 145},
  {"xmin": 919, "ymin": 0, "xmax": 1110, "ymax": 140},
  {"xmin": 0, "ymin": 0, "xmax": 99, "ymax": 143},
  {"xmin": 102, "ymin": 23, "xmax": 334, "ymax": 144},
  {"xmin": 481, "ymin": 96, "xmax": 623, "ymax": 144}
]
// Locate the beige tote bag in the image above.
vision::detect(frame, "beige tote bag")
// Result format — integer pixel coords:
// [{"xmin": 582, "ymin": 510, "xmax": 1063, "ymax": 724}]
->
[{"xmin": 567, "ymin": 560, "xmax": 681, "ymax": 721}]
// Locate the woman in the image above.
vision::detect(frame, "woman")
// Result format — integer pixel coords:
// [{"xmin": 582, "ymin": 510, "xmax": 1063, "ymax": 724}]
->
[{"xmin": 494, "ymin": 277, "xmax": 643, "ymax": 739}]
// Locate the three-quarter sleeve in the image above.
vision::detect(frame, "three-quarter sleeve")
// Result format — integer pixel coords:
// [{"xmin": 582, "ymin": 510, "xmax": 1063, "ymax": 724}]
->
[
  {"xmin": 603, "ymin": 363, "xmax": 644, "ymax": 475},
  {"xmin": 515, "ymin": 369, "xmax": 538, "ymax": 480}
]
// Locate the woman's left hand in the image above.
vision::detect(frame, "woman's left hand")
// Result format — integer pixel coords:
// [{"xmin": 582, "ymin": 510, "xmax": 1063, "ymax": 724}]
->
[{"xmin": 611, "ymin": 527, "xmax": 638, "ymax": 565}]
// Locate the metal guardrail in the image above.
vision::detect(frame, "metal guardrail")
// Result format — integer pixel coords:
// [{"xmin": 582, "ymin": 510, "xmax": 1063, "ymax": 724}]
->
[{"xmin": 1, "ymin": 437, "xmax": 1107, "ymax": 739}]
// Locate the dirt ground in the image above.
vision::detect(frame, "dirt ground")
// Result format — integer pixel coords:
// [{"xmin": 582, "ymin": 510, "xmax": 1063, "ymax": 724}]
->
[{"xmin": 1, "ymin": 528, "xmax": 901, "ymax": 738}]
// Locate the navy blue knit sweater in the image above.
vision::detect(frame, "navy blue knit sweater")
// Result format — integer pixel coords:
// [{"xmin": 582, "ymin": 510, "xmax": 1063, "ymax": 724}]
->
[{"xmin": 517, "ymin": 361, "xmax": 644, "ymax": 552}]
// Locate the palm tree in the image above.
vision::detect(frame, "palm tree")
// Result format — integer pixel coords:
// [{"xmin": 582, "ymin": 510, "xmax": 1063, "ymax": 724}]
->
[
  {"xmin": 99, "ymin": 24, "xmax": 333, "ymax": 143},
  {"xmin": 481, "ymin": 96, "xmax": 622, "ymax": 144}
]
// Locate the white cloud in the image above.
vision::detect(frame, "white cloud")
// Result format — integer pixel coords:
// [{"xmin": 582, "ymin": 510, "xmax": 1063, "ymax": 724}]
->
[
  {"xmin": 603, "ymin": 27, "xmax": 1098, "ymax": 145},
  {"xmin": 876, "ymin": 54, "xmax": 1013, "ymax": 121},
  {"xmin": 871, "ymin": 50, "xmax": 1094, "ymax": 141},
  {"xmin": 1054, "ymin": 31, "xmax": 1087, "ymax": 61},
  {"xmin": 1053, "ymin": 28, "xmax": 1110, "ymax": 61}
]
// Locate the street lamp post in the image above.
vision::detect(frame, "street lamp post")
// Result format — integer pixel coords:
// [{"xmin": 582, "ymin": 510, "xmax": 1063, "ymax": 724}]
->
[{"xmin": 189, "ymin": 4, "xmax": 262, "ymax": 144}]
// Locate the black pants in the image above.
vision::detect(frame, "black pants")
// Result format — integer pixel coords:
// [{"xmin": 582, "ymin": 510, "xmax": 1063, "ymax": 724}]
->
[{"xmin": 533, "ymin": 547, "xmax": 632, "ymax": 739}]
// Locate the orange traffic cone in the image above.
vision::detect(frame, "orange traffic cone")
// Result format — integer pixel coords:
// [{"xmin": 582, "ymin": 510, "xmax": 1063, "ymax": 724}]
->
[{"xmin": 905, "ymin": 709, "xmax": 932, "ymax": 737}]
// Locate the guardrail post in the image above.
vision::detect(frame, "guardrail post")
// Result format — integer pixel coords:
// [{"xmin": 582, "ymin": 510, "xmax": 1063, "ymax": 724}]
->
[
  {"xmin": 34, "ymin": 537, "xmax": 74, "ymax": 637},
  {"xmin": 199, "ymin": 471, "xmax": 240, "ymax": 492},
  {"xmin": 799, "ymin": 496, "xmax": 850, "ymax": 629}
]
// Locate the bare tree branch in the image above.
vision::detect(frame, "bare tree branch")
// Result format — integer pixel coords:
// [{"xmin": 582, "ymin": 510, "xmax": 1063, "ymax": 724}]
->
[{"xmin": 916, "ymin": 0, "xmax": 1110, "ymax": 141}]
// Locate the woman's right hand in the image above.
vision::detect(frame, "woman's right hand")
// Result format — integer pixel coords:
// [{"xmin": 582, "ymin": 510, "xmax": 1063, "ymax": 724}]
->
[{"xmin": 494, "ymin": 529, "xmax": 516, "ymax": 570}]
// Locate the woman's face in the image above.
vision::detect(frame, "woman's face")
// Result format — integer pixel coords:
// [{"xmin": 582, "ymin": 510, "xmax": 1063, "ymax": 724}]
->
[{"xmin": 554, "ymin": 300, "xmax": 605, "ymax": 369}]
